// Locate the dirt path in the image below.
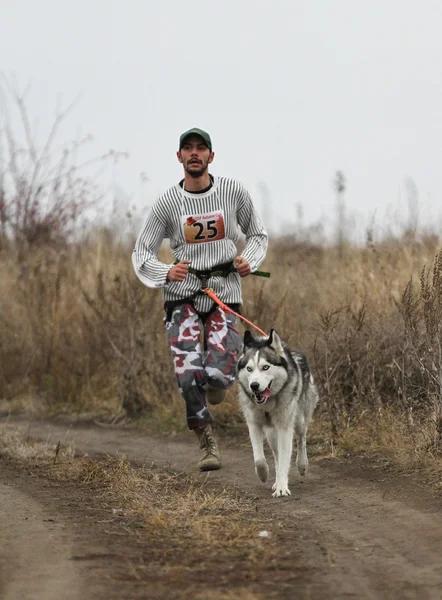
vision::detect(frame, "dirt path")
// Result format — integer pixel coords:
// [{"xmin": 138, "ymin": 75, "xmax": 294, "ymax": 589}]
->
[
  {"xmin": 0, "ymin": 460, "xmax": 129, "ymax": 600},
  {"xmin": 3, "ymin": 418, "xmax": 442, "ymax": 599},
  {"xmin": 0, "ymin": 481, "xmax": 83, "ymax": 600}
]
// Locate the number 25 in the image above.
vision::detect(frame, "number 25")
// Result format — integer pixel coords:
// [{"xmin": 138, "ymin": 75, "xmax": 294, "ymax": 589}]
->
[{"xmin": 194, "ymin": 219, "xmax": 218, "ymax": 240}]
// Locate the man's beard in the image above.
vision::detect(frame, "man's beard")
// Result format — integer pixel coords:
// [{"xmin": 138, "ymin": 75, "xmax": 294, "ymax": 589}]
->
[{"xmin": 184, "ymin": 159, "xmax": 209, "ymax": 178}]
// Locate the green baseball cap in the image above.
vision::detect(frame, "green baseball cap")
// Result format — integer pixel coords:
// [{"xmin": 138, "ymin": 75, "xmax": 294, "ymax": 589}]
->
[{"xmin": 179, "ymin": 128, "xmax": 212, "ymax": 151}]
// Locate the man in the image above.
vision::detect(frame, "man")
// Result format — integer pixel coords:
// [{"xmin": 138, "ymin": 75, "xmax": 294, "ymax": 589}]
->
[{"xmin": 132, "ymin": 128, "xmax": 268, "ymax": 471}]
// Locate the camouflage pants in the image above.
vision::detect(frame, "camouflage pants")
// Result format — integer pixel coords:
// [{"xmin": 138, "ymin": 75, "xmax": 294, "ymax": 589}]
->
[{"xmin": 165, "ymin": 303, "xmax": 242, "ymax": 430}]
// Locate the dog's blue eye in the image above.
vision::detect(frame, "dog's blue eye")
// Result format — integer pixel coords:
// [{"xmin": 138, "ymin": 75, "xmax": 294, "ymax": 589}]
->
[
  {"xmin": 247, "ymin": 366, "xmax": 252, "ymax": 372},
  {"xmin": 262, "ymin": 365, "xmax": 270, "ymax": 371}
]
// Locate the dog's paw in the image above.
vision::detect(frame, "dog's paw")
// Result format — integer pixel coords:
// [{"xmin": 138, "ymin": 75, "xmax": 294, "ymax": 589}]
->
[
  {"xmin": 297, "ymin": 464, "xmax": 307, "ymax": 476},
  {"xmin": 296, "ymin": 456, "xmax": 308, "ymax": 476},
  {"xmin": 255, "ymin": 459, "xmax": 269, "ymax": 482},
  {"xmin": 272, "ymin": 486, "xmax": 291, "ymax": 498}
]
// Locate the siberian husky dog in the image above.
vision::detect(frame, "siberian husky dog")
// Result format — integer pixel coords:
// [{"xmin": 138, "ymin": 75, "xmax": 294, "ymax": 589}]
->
[{"xmin": 237, "ymin": 329, "xmax": 319, "ymax": 497}]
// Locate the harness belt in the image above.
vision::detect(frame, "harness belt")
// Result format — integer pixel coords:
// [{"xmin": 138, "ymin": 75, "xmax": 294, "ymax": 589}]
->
[
  {"xmin": 164, "ymin": 260, "xmax": 270, "ymax": 322},
  {"xmin": 176, "ymin": 259, "xmax": 271, "ymax": 287}
]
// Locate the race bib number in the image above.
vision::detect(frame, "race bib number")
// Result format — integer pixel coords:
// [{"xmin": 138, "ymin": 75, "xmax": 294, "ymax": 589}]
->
[{"xmin": 182, "ymin": 211, "xmax": 226, "ymax": 244}]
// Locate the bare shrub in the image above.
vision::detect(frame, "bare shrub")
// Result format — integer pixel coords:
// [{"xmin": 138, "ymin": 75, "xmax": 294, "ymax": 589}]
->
[{"xmin": 0, "ymin": 82, "xmax": 127, "ymax": 251}]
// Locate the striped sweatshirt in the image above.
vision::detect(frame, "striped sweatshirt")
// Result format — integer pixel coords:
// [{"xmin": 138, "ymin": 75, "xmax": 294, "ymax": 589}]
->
[{"xmin": 132, "ymin": 176, "xmax": 268, "ymax": 313}]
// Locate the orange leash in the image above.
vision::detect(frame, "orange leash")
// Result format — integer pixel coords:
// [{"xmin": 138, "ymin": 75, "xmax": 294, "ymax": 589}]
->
[{"xmin": 203, "ymin": 288, "xmax": 268, "ymax": 337}]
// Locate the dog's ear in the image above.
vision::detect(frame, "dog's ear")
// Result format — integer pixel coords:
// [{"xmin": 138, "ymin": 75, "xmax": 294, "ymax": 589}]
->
[
  {"xmin": 267, "ymin": 329, "xmax": 284, "ymax": 357},
  {"xmin": 243, "ymin": 330, "xmax": 255, "ymax": 347}
]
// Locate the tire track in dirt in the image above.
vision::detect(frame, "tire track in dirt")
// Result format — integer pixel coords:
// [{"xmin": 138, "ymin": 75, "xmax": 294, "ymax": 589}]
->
[
  {"xmin": 0, "ymin": 481, "xmax": 82, "ymax": 600},
  {"xmin": 5, "ymin": 418, "xmax": 442, "ymax": 600}
]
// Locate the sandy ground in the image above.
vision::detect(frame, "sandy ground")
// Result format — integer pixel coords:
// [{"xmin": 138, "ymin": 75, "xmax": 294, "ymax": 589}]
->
[
  {"xmin": 2, "ymin": 418, "xmax": 442, "ymax": 599},
  {"xmin": 0, "ymin": 480, "xmax": 82, "ymax": 600},
  {"xmin": 0, "ymin": 458, "xmax": 140, "ymax": 600}
]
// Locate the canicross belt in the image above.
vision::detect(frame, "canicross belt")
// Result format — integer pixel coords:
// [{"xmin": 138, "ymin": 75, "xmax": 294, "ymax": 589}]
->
[
  {"xmin": 174, "ymin": 260, "xmax": 270, "ymax": 289},
  {"xmin": 164, "ymin": 260, "xmax": 271, "ymax": 322}
]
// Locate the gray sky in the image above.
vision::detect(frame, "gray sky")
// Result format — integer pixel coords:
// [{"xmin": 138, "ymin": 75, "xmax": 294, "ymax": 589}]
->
[{"xmin": 2, "ymin": 0, "xmax": 442, "ymax": 239}]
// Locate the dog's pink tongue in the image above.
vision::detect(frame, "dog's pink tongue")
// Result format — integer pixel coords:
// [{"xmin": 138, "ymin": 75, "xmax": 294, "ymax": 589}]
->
[{"xmin": 262, "ymin": 388, "xmax": 272, "ymax": 399}]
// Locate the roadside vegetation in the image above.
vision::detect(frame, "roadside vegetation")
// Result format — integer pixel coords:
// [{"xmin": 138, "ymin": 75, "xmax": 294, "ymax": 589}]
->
[{"xmin": 1, "ymin": 85, "xmax": 442, "ymax": 471}]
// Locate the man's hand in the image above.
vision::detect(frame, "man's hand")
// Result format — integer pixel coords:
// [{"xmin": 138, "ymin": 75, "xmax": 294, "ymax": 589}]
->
[
  {"xmin": 234, "ymin": 256, "xmax": 251, "ymax": 277},
  {"xmin": 167, "ymin": 260, "xmax": 191, "ymax": 282}
]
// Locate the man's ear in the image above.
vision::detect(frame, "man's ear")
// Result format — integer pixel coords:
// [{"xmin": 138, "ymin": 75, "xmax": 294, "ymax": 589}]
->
[
  {"xmin": 208, "ymin": 151, "xmax": 215, "ymax": 164},
  {"xmin": 243, "ymin": 330, "xmax": 254, "ymax": 347},
  {"xmin": 177, "ymin": 150, "xmax": 183, "ymax": 164},
  {"xmin": 267, "ymin": 328, "xmax": 284, "ymax": 357}
]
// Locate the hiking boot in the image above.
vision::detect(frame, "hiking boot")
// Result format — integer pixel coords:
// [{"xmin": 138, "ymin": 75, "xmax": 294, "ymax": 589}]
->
[
  {"xmin": 206, "ymin": 386, "xmax": 226, "ymax": 405},
  {"xmin": 194, "ymin": 424, "xmax": 221, "ymax": 471}
]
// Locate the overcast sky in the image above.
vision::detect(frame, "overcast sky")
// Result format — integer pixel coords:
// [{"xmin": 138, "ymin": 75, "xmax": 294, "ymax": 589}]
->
[{"xmin": 1, "ymin": 0, "xmax": 442, "ymax": 240}]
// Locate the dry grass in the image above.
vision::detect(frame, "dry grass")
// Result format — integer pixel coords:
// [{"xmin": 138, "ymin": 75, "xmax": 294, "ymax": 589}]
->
[
  {"xmin": 0, "ymin": 421, "xmax": 75, "ymax": 461},
  {"xmin": 1, "ymin": 224, "xmax": 442, "ymax": 468},
  {"xmin": 334, "ymin": 407, "xmax": 441, "ymax": 466}
]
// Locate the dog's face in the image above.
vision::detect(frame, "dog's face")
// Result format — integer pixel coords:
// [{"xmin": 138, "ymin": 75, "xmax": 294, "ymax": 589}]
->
[{"xmin": 238, "ymin": 329, "xmax": 289, "ymax": 405}]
